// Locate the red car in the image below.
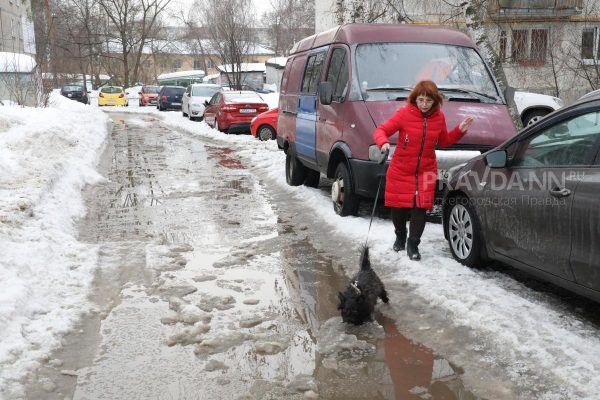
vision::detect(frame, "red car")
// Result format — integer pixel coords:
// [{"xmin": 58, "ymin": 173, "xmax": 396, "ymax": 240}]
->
[
  {"xmin": 138, "ymin": 85, "xmax": 161, "ymax": 106},
  {"xmin": 203, "ymin": 91, "xmax": 268, "ymax": 134},
  {"xmin": 250, "ymin": 107, "xmax": 278, "ymax": 141}
]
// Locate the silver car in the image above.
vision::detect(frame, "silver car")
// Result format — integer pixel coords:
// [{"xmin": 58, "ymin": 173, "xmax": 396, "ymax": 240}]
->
[{"xmin": 182, "ymin": 83, "xmax": 222, "ymax": 121}]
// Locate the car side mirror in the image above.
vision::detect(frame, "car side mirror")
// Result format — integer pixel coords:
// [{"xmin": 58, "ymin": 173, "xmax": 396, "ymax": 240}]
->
[
  {"xmin": 319, "ymin": 81, "xmax": 333, "ymax": 105},
  {"xmin": 485, "ymin": 149, "xmax": 507, "ymax": 168},
  {"xmin": 138, "ymin": 91, "xmax": 141, "ymax": 95},
  {"xmin": 204, "ymin": 100, "xmax": 209, "ymax": 106}
]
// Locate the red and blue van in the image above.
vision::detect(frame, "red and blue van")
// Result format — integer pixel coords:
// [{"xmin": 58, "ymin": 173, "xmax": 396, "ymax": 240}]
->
[{"xmin": 277, "ymin": 23, "xmax": 517, "ymax": 215}]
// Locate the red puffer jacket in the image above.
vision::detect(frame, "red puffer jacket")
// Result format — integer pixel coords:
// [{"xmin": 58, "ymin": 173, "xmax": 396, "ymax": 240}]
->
[{"xmin": 373, "ymin": 104, "xmax": 466, "ymax": 210}]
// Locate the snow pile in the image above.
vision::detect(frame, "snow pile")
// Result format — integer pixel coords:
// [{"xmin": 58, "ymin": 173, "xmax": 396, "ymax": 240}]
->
[{"xmin": 0, "ymin": 92, "xmax": 109, "ymax": 395}]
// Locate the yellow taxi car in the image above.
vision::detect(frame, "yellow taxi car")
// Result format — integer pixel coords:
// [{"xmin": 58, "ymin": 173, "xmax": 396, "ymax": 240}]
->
[{"xmin": 98, "ymin": 86, "xmax": 128, "ymax": 107}]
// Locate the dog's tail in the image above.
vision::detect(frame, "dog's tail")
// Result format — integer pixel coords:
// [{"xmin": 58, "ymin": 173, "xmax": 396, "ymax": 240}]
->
[{"xmin": 360, "ymin": 245, "xmax": 371, "ymax": 271}]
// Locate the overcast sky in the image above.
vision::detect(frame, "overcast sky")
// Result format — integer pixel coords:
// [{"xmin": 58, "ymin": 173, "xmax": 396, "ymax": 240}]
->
[{"xmin": 167, "ymin": 0, "xmax": 274, "ymax": 25}]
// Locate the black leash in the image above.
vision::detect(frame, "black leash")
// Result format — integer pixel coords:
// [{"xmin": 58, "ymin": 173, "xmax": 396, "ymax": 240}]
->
[{"xmin": 364, "ymin": 148, "xmax": 389, "ymax": 248}]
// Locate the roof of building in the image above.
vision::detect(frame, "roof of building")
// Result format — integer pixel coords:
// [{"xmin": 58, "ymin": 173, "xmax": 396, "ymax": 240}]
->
[
  {"xmin": 157, "ymin": 70, "xmax": 205, "ymax": 80},
  {"xmin": 217, "ymin": 63, "xmax": 266, "ymax": 73},
  {"xmin": 266, "ymin": 57, "xmax": 288, "ymax": 68},
  {"xmin": 0, "ymin": 52, "xmax": 36, "ymax": 73}
]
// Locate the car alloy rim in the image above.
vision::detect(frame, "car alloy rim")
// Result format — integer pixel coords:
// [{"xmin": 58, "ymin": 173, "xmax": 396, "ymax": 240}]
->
[
  {"xmin": 259, "ymin": 127, "xmax": 271, "ymax": 141},
  {"xmin": 449, "ymin": 204, "xmax": 473, "ymax": 259},
  {"xmin": 527, "ymin": 116, "xmax": 542, "ymax": 126}
]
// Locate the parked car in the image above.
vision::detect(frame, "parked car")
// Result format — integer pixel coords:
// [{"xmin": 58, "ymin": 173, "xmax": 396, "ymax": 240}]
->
[
  {"xmin": 61, "ymin": 84, "xmax": 89, "ymax": 104},
  {"xmin": 181, "ymin": 83, "xmax": 221, "ymax": 120},
  {"xmin": 442, "ymin": 92, "xmax": 600, "ymax": 302},
  {"xmin": 98, "ymin": 86, "xmax": 127, "ymax": 107},
  {"xmin": 277, "ymin": 23, "xmax": 517, "ymax": 216},
  {"xmin": 578, "ymin": 88, "xmax": 600, "ymax": 101},
  {"xmin": 514, "ymin": 91, "xmax": 564, "ymax": 126},
  {"xmin": 251, "ymin": 107, "xmax": 278, "ymax": 141},
  {"xmin": 138, "ymin": 85, "xmax": 161, "ymax": 106},
  {"xmin": 203, "ymin": 91, "xmax": 269, "ymax": 133},
  {"xmin": 157, "ymin": 86, "xmax": 185, "ymax": 111}
]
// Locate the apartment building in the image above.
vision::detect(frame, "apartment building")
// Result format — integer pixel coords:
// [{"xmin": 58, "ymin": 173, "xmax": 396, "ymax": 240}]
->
[{"xmin": 315, "ymin": 0, "xmax": 599, "ymax": 103}]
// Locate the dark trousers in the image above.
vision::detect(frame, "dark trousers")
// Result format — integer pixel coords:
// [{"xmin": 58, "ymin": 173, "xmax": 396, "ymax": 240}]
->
[{"xmin": 391, "ymin": 207, "xmax": 426, "ymax": 240}]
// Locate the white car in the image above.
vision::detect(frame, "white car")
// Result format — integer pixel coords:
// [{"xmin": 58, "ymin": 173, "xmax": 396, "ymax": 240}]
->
[
  {"xmin": 514, "ymin": 91, "xmax": 564, "ymax": 126},
  {"xmin": 181, "ymin": 83, "xmax": 222, "ymax": 121}
]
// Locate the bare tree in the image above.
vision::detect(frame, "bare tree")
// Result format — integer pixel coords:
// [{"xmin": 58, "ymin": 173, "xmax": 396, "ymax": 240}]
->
[
  {"xmin": 261, "ymin": 0, "xmax": 314, "ymax": 55},
  {"xmin": 197, "ymin": 0, "xmax": 257, "ymax": 88},
  {"xmin": 98, "ymin": 0, "xmax": 172, "ymax": 87}
]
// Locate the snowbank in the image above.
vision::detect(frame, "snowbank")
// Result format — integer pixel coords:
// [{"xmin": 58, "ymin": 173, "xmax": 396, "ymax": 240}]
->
[{"xmin": 0, "ymin": 93, "xmax": 109, "ymax": 395}]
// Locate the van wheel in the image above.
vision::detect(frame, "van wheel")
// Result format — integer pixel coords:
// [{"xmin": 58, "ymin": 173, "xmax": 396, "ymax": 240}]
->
[
  {"xmin": 286, "ymin": 152, "xmax": 306, "ymax": 186},
  {"xmin": 332, "ymin": 162, "xmax": 359, "ymax": 216},
  {"xmin": 445, "ymin": 195, "xmax": 485, "ymax": 267}
]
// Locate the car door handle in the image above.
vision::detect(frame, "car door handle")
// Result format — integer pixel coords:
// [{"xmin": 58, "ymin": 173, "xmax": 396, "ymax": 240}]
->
[{"xmin": 549, "ymin": 187, "xmax": 571, "ymax": 198}]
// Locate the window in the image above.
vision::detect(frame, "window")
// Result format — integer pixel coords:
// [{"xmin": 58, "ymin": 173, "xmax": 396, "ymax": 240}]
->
[
  {"xmin": 581, "ymin": 28, "xmax": 600, "ymax": 63},
  {"xmin": 510, "ymin": 29, "xmax": 547, "ymax": 65},
  {"xmin": 173, "ymin": 60, "xmax": 181, "ymax": 69},
  {"xmin": 582, "ymin": 29, "xmax": 594, "ymax": 59},
  {"xmin": 301, "ymin": 52, "xmax": 326, "ymax": 94},
  {"xmin": 193, "ymin": 60, "xmax": 203, "ymax": 70},
  {"xmin": 531, "ymin": 29, "xmax": 547, "ymax": 62},
  {"xmin": 325, "ymin": 48, "xmax": 349, "ymax": 102},
  {"xmin": 512, "ymin": 112, "xmax": 600, "ymax": 167},
  {"xmin": 512, "ymin": 30, "xmax": 527, "ymax": 62}
]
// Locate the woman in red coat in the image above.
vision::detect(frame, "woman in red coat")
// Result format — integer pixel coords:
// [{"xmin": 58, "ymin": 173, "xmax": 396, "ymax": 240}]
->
[{"xmin": 373, "ymin": 80, "xmax": 474, "ymax": 260}]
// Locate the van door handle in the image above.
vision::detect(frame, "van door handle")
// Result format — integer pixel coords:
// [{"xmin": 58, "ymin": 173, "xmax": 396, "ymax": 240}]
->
[
  {"xmin": 318, "ymin": 117, "xmax": 326, "ymax": 122},
  {"xmin": 549, "ymin": 187, "xmax": 571, "ymax": 198}
]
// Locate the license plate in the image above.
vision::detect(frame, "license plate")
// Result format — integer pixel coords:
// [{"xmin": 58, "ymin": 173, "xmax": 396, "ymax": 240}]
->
[
  {"xmin": 240, "ymin": 109, "xmax": 256, "ymax": 113},
  {"xmin": 172, "ymin": 102, "xmax": 181, "ymax": 106}
]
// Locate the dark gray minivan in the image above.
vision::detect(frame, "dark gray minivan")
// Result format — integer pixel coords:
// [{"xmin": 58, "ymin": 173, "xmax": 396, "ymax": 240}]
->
[{"xmin": 443, "ymin": 93, "xmax": 600, "ymax": 302}]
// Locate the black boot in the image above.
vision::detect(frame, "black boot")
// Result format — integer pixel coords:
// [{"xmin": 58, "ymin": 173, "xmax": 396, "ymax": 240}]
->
[
  {"xmin": 393, "ymin": 229, "xmax": 406, "ymax": 252},
  {"xmin": 407, "ymin": 237, "xmax": 421, "ymax": 260}
]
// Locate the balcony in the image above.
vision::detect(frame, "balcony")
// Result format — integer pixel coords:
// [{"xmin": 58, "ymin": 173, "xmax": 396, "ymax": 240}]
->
[{"xmin": 488, "ymin": 0, "xmax": 583, "ymax": 20}]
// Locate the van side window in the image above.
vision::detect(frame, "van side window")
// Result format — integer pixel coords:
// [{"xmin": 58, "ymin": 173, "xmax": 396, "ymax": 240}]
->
[
  {"xmin": 326, "ymin": 48, "xmax": 349, "ymax": 102},
  {"xmin": 283, "ymin": 56, "xmax": 305, "ymax": 95},
  {"xmin": 301, "ymin": 52, "xmax": 326, "ymax": 95}
]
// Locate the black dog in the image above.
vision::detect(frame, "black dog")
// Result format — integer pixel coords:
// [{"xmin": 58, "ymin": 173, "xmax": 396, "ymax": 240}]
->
[{"xmin": 338, "ymin": 246, "xmax": 389, "ymax": 325}]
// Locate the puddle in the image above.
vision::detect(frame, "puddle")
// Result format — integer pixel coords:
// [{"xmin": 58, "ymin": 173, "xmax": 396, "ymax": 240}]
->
[
  {"xmin": 276, "ymin": 225, "xmax": 479, "ymax": 399},
  {"xmin": 205, "ymin": 145, "xmax": 244, "ymax": 169}
]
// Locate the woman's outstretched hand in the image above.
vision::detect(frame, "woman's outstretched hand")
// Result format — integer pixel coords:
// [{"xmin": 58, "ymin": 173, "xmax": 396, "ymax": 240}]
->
[
  {"xmin": 381, "ymin": 143, "xmax": 391, "ymax": 153},
  {"xmin": 459, "ymin": 116, "xmax": 475, "ymax": 133}
]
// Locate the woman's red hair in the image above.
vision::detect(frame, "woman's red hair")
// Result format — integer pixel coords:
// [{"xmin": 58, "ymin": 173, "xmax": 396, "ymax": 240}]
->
[{"xmin": 407, "ymin": 80, "xmax": 444, "ymax": 112}]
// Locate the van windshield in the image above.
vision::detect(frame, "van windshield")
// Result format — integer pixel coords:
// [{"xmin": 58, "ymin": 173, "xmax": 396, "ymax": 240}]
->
[{"xmin": 355, "ymin": 43, "xmax": 501, "ymax": 103}]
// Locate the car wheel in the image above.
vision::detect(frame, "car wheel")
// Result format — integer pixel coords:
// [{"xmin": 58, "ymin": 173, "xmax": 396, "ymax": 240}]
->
[
  {"xmin": 188, "ymin": 108, "xmax": 194, "ymax": 120},
  {"xmin": 446, "ymin": 195, "xmax": 485, "ymax": 267},
  {"xmin": 331, "ymin": 162, "xmax": 360, "ymax": 216},
  {"xmin": 523, "ymin": 109, "xmax": 550, "ymax": 126},
  {"xmin": 285, "ymin": 152, "xmax": 307, "ymax": 186},
  {"xmin": 258, "ymin": 125, "xmax": 275, "ymax": 141}
]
